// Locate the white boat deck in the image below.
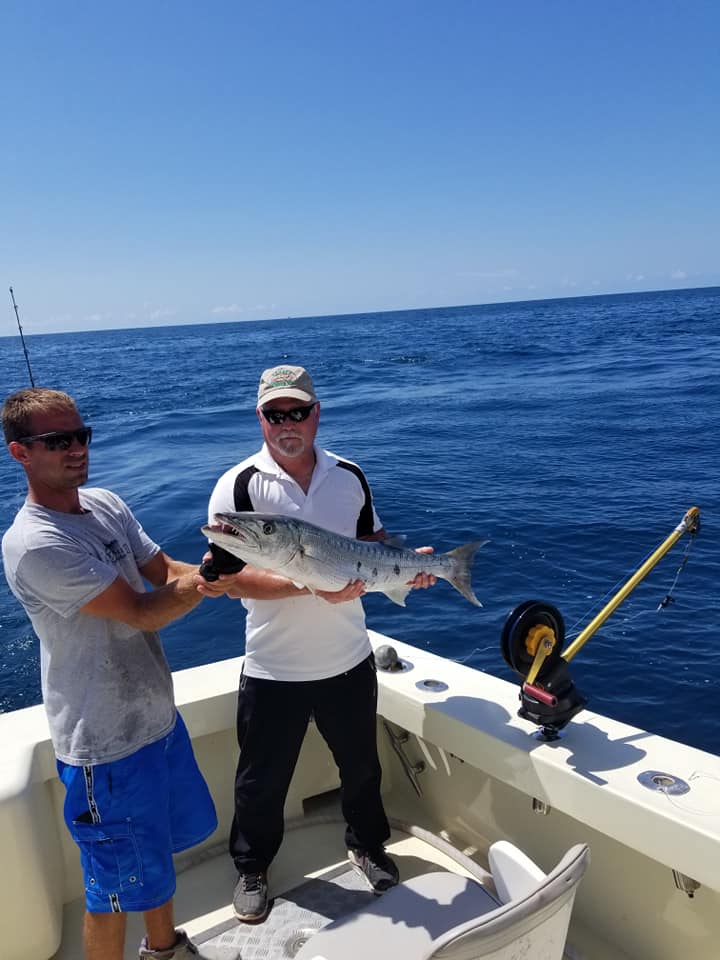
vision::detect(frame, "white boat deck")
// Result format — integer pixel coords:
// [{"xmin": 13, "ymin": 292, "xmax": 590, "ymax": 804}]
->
[{"xmin": 51, "ymin": 816, "xmax": 484, "ymax": 959}]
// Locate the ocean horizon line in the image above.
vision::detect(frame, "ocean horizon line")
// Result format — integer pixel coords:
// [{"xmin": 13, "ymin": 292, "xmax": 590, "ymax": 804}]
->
[{"xmin": 3, "ymin": 283, "xmax": 719, "ymax": 341}]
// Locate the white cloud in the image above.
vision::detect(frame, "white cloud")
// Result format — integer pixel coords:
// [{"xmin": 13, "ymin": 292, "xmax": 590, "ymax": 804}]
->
[
  {"xmin": 211, "ymin": 304, "xmax": 245, "ymax": 316},
  {"xmin": 148, "ymin": 307, "xmax": 177, "ymax": 321},
  {"xmin": 671, "ymin": 269, "xmax": 688, "ymax": 280},
  {"xmin": 457, "ymin": 268, "xmax": 519, "ymax": 279}
]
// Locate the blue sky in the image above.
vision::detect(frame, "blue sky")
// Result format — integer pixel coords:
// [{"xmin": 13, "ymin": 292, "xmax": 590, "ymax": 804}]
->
[{"xmin": 2, "ymin": 1, "xmax": 718, "ymax": 333}]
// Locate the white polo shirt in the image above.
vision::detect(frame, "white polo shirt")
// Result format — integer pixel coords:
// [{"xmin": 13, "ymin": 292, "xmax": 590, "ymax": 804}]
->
[{"xmin": 208, "ymin": 444, "xmax": 382, "ymax": 681}]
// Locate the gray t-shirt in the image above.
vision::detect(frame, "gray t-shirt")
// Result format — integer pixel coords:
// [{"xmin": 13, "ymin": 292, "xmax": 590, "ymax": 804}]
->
[{"xmin": 2, "ymin": 488, "xmax": 176, "ymax": 764}]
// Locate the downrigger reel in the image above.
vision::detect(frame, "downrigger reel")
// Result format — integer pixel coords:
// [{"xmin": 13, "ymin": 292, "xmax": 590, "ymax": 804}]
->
[
  {"xmin": 501, "ymin": 600, "xmax": 586, "ymax": 741},
  {"xmin": 501, "ymin": 506, "xmax": 701, "ymax": 741}
]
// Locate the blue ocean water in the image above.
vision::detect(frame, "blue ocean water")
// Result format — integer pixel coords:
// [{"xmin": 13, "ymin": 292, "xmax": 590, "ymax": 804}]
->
[{"xmin": 1, "ymin": 288, "xmax": 718, "ymax": 754}]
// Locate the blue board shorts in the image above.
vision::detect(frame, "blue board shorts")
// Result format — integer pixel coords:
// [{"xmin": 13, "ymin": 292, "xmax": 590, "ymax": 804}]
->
[{"xmin": 57, "ymin": 712, "xmax": 217, "ymax": 913}]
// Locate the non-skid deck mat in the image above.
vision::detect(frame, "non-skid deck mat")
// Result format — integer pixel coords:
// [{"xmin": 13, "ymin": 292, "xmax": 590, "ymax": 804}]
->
[{"xmin": 195, "ymin": 863, "xmax": 376, "ymax": 959}]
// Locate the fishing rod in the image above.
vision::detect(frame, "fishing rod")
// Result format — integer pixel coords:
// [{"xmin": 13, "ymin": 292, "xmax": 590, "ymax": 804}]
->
[
  {"xmin": 9, "ymin": 286, "xmax": 36, "ymax": 386},
  {"xmin": 500, "ymin": 506, "xmax": 701, "ymax": 740}
]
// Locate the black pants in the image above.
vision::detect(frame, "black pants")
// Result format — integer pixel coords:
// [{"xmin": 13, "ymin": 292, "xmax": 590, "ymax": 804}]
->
[{"xmin": 229, "ymin": 653, "xmax": 390, "ymax": 873}]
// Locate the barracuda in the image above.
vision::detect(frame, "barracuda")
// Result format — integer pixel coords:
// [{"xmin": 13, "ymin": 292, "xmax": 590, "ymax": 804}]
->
[{"xmin": 202, "ymin": 512, "xmax": 487, "ymax": 607}]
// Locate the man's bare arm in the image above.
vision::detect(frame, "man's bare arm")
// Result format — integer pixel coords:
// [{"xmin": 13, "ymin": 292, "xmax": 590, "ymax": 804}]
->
[
  {"xmin": 80, "ymin": 551, "xmax": 216, "ymax": 631},
  {"xmin": 195, "ymin": 563, "xmax": 366, "ymax": 604}
]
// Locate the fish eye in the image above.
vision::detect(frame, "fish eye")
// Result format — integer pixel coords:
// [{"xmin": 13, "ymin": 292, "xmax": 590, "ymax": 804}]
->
[{"xmin": 262, "ymin": 521, "xmax": 275, "ymax": 535}]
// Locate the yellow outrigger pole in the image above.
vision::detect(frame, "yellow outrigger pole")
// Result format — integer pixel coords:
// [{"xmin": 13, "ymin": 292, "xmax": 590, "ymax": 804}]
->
[
  {"xmin": 523, "ymin": 506, "xmax": 700, "ymax": 694},
  {"xmin": 561, "ymin": 505, "xmax": 700, "ymax": 661}
]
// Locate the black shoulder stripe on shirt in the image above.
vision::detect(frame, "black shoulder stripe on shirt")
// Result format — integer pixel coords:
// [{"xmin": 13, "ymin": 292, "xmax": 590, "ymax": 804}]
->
[
  {"xmin": 335, "ymin": 459, "xmax": 375, "ymax": 538},
  {"xmin": 233, "ymin": 465, "xmax": 259, "ymax": 512},
  {"xmin": 212, "ymin": 465, "xmax": 260, "ymax": 575}
]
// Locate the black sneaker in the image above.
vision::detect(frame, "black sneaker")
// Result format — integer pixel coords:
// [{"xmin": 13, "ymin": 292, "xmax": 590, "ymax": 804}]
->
[
  {"xmin": 233, "ymin": 871, "xmax": 269, "ymax": 922},
  {"xmin": 348, "ymin": 847, "xmax": 400, "ymax": 893}
]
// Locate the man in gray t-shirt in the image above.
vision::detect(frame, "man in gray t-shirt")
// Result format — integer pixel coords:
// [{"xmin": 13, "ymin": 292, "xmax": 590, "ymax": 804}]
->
[
  {"xmin": 1, "ymin": 387, "xmax": 228, "ymax": 960},
  {"xmin": 4, "ymin": 486, "xmax": 178, "ymax": 764}
]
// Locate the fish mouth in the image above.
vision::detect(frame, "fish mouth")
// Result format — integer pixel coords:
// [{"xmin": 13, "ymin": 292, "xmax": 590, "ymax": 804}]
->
[
  {"xmin": 203, "ymin": 517, "xmax": 253, "ymax": 543},
  {"xmin": 205, "ymin": 520, "xmax": 248, "ymax": 542},
  {"xmin": 204, "ymin": 513, "xmax": 265, "ymax": 551}
]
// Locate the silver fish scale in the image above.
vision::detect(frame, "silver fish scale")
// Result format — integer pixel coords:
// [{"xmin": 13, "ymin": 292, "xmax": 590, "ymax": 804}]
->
[{"xmin": 296, "ymin": 526, "xmax": 454, "ymax": 593}]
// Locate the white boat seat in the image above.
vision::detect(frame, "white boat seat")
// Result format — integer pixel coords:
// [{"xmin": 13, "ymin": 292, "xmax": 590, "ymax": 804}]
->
[
  {"xmin": 295, "ymin": 841, "xmax": 589, "ymax": 960},
  {"xmin": 488, "ymin": 839, "xmax": 547, "ymax": 903}
]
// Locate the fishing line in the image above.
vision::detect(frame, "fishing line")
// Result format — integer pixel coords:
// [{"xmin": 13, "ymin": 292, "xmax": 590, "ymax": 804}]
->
[
  {"xmin": 661, "ymin": 771, "xmax": 720, "ymax": 817},
  {"xmin": 564, "ymin": 549, "xmax": 658, "ymax": 639},
  {"xmin": 564, "ymin": 530, "xmax": 697, "ymax": 642},
  {"xmin": 454, "ymin": 646, "xmax": 483, "ymax": 665},
  {"xmin": 656, "ymin": 533, "xmax": 695, "ymax": 612}
]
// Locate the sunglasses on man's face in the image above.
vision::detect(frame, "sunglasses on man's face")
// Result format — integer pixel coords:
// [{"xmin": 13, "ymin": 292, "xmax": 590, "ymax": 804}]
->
[
  {"xmin": 17, "ymin": 427, "xmax": 93, "ymax": 451},
  {"xmin": 260, "ymin": 404, "xmax": 316, "ymax": 426}
]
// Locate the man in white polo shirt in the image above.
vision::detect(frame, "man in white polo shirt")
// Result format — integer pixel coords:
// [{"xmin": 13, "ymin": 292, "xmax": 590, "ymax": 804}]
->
[{"xmin": 201, "ymin": 364, "xmax": 435, "ymax": 923}]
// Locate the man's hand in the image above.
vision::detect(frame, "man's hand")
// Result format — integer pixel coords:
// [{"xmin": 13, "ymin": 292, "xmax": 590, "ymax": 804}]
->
[
  {"xmin": 194, "ymin": 551, "xmax": 243, "ymax": 597},
  {"xmin": 314, "ymin": 579, "xmax": 366, "ymax": 604},
  {"xmin": 408, "ymin": 546, "xmax": 437, "ymax": 589},
  {"xmin": 194, "ymin": 572, "xmax": 238, "ymax": 597}
]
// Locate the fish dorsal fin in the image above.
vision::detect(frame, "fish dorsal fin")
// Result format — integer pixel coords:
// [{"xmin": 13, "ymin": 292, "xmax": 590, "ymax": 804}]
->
[{"xmin": 383, "ymin": 534, "xmax": 407, "ymax": 549}]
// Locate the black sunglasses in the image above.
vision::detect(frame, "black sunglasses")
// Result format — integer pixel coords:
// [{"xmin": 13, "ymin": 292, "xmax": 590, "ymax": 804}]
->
[
  {"xmin": 260, "ymin": 403, "xmax": 316, "ymax": 426},
  {"xmin": 17, "ymin": 426, "xmax": 93, "ymax": 451}
]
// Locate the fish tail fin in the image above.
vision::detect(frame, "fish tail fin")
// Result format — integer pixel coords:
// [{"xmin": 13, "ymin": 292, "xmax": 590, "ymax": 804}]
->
[{"xmin": 445, "ymin": 539, "xmax": 488, "ymax": 607}]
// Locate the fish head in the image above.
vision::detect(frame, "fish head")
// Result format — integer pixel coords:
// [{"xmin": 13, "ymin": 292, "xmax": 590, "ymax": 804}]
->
[{"xmin": 202, "ymin": 512, "xmax": 301, "ymax": 568}]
